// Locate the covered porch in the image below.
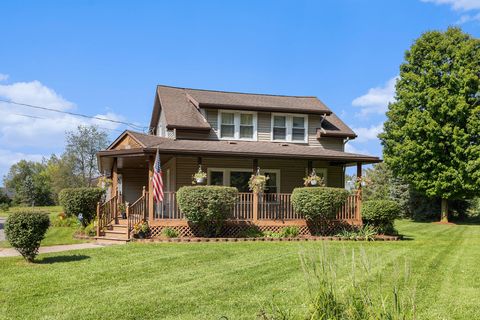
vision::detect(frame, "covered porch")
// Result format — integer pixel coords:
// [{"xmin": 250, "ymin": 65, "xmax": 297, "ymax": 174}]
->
[{"xmin": 97, "ymin": 149, "xmax": 367, "ymax": 238}]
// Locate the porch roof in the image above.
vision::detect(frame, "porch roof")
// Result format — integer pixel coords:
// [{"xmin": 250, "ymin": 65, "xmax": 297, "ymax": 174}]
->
[{"xmin": 99, "ymin": 131, "xmax": 381, "ymax": 164}]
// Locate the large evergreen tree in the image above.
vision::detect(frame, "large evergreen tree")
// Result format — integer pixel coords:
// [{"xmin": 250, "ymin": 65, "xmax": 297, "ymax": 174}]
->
[{"xmin": 380, "ymin": 27, "xmax": 480, "ymax": 222}]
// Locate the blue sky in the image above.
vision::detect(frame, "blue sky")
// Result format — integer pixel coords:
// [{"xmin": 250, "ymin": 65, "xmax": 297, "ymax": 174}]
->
[{"xmin": 0, "ymin": 0, "xmax": 479, "ymax": 182}]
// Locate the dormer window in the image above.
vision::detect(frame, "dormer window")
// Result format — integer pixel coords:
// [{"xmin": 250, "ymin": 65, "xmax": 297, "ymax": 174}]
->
[
  {"xmin": 271, "ymin": 113, "xmax": 308, "ymax": 143},
  {"xmin": 219, "ymin": 111, "xmax": 257, "ymax": 140}
]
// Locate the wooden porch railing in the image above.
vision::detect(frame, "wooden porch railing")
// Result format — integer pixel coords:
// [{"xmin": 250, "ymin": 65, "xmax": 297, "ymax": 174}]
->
[
  {"xmin": 96, "ymin": 194, "xmax": 118, "ymax": 236},
  {"xmin": 127, "ymin": 188, "xmax": 148, "ymax": 239},
  {"xmin": 154, "ymin": 192, "xmax": 182, "ymax": 219},
  {"xmin": 336, "ymin": 194, "xmax": 358, "ymax": 220},
  {"xmin": 232, "ymin": 193, "xmax": 254, "ymax": 220},
  {"xmin": 150, "ymin": 191, "xmax": 360, "ymax": 222}
]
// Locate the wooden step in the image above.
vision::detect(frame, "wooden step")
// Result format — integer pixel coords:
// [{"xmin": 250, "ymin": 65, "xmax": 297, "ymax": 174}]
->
[
  {"xmin": 103, "ymin": 231, "xmax": 128, "ymax": 240},
  {"xmin": 108, "ymin": 224, "xmax": 128, "ymax": 232}
]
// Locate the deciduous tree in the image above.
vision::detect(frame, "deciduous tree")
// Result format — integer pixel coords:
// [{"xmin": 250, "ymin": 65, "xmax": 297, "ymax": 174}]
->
[
  {"xmin": 380, "ymin": 27, "xmax": 480, "ymax": 222},
  {"xmin": 65, "ymin": 125, "xmax": 109, "ymax": 187}
]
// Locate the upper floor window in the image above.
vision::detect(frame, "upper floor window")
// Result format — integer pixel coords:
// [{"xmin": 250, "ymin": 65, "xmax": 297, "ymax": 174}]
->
[
  {"xmin": 219, "ymin": 111, "xmax": 257, "ymax": 140},
  {"xmin": 271, "ymin": 113, "xmax": 308, "ymax": 143}
]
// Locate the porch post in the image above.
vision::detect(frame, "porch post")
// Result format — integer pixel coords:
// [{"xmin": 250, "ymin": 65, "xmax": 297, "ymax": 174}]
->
[
  {"xmin": 252, "ymin": 159, "xmax": 259, "ymax": 223},
  {"xmin": 252, "ymin": 192, "xmax": 259, "ymax": 222},
  {"xmin": 148, "ymin": 156, "xmax": 154, "ymax": 224},
  {"xmin": 356, "ymin": 162, "xmax": 363, "ymax": 223},
  {"xmin": 96, "ymin": 202, "xmax": 101, "ymax": 237},
  {"xmin": 111, "ymin": 158, "xmax": 118, "ymax": 199}
]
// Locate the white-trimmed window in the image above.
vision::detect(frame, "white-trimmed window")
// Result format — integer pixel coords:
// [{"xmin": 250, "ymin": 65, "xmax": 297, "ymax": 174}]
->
[
  {"xmin": 271, "ymin": 113, "xmax": 308, "ymax": 143},
  {"xmin": 207, "ymin": 168, "xmax": 280, "ymax": 193},
  {"xmin": 218, "ymin": 111, "xmax": 257, "ymax": 140}
]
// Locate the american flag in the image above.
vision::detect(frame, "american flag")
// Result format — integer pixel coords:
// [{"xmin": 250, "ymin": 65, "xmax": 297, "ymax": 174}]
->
[{"xmin": 152, "ymin": 148, "xmax": 164, "ymax": 203}]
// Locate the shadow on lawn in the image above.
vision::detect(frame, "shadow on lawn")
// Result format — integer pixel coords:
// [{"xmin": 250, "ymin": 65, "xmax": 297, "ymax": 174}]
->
[{"xmin": 37, "ymin": 254, "xmax": 90, "ymax": 264}]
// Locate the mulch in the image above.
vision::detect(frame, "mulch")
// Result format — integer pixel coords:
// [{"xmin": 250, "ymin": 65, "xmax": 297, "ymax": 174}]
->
[{"xmin": 133, "ymin": 234, "xmax": 401, "ymax": 243}]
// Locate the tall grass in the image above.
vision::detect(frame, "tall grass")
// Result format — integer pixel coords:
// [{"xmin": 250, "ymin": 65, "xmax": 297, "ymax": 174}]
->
[{"xmin": 259, "ymin": 244, "xmax": 416, "ymax": 320}]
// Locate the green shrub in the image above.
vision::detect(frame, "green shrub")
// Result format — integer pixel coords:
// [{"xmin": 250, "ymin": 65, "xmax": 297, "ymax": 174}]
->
[
  {"xmin": 5, "ymin": 211, "xmax": 50, "ymax": 262},
  {"xmin": 59, "ymin": 188, "xmax": 104, "ymax": 227},
  {"xmin": 362, "ymin": 200, "xmax": 400, "ymax": 234},
  {"xmin": 161, "ymin": 227, "xmax": 179, "ymax": 238},
  {"xmin": 83, "ymin": 222, "xmax": 97, "ymax": 237},
  {"xmin": 279, "ymin": 226, "xmax": 300, "ymax": 238},
  {"xmin": 291, "ymin": 187, "xmax": 349, "ymax": 220},
  {"xmin": 0, "ymin": 202, "xmax": 10, "ymax": 212},
  {"xmin": 177, "ymin": 186, "xmax": 238, "ymax": 236},
  {"xmin": 238, "ymin": 225, "xmax": 263, "ymax": 238}
]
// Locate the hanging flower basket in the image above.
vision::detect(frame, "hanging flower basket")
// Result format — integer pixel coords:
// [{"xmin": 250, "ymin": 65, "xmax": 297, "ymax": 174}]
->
[
  {"xmin": 303, "ymin": 169, "xmax": 325, "ymax": 187},
  {"xmin": 248, "ymin": 174, "xmax": 269, "ymax": 193},
  {"xmin": 192, "ymin": 165, "xmax": 207, "ymax": 185}
]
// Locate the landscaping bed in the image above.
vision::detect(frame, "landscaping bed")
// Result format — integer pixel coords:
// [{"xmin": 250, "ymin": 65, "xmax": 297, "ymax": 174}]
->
[{"xmin": 135, "ymin": 234, "xmax": 400, "ymax": 243}]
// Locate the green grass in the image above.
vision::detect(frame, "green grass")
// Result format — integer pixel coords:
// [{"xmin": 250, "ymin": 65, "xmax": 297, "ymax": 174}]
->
[
  {"xmin": 0, "ymin": 206, "xmax": 87, "ymax": 248},
  {"xmin": 1, "ymin": 220, "xmax": 479, "ymax": 319}
]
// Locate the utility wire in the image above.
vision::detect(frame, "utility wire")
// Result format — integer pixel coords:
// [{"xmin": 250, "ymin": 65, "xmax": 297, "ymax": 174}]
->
[
  {"xmin": 0, "ymin": 98, "xmax": 147, "ymax": 131},
  {"xmin": 6, "ymin": 112, "xmax": 126, "ymax": 133}
]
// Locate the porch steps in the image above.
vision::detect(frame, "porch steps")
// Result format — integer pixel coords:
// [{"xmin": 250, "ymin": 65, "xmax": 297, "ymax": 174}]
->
[{"xmin": 95, "ymin": 223, "xmax": 130, "ymax": 244}]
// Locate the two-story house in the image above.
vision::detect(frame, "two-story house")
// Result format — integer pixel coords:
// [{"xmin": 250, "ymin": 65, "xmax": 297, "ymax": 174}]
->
[{"xmin": 96, "ymin": 85, "xmax": 380, "ymax": 241}]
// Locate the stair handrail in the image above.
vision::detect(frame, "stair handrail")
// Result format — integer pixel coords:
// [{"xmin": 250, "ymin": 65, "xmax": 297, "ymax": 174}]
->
[
  {"xmin": 127, "ymin": 186, "xmax": 148, "ymax": 239},
  {"xmin": 96, "ymin": 193, "xmax": 118, "ymax": 237}
]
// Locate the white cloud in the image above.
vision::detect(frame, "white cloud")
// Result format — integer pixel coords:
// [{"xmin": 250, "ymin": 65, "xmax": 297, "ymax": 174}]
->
[
  {"xmin": 421, "ymin": 0, "xmax": 480, "ymax": 11},
  {"xmin": 0, "ymin": 80, "xmax": 74, "ymax": 111},
  {"xmin": 422, "ymin": 0, "xmax": 480, "ymax": 23},
  {"xmin": 351, "ymin": 76, "xmax": 397, "ymax": 116},
  {"xmin": 350, "ymin": 124, "xmax": 383, "ymax": 143},
  {"xmin": 0, "ymin": 77, "xmax": 125, "ymax": 182},
  {"xmin": 0, "ymin": 74, "xmax": 9, "ymax": 82},
  {"xmin": 0, "ymin": 79, "xmax": 124, "ymax": 148},
  {"xmin": 455, "ymin": 12, "xmax": 480, "ymax": 23}
]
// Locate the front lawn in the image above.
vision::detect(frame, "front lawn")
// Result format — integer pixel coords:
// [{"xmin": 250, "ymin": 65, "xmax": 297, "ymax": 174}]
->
[
  {"xmin": 1, "ymin": 220, "xmax": 479, "ymax": 319},
  {"xmin": 0, "ymin": 206, "xmax": 87, "ymax": 248}
]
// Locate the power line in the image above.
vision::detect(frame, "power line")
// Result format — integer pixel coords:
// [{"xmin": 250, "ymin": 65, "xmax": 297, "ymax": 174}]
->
[
  {"xmin": 6, "ymin": 112, "xmax": 126, "ymax": 133},
  {"xmin": 0, "ymin": 98, "xmax": 147, "ymax": 131}
]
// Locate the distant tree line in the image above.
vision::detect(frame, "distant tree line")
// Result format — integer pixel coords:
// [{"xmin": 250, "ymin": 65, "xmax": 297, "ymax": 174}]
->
[
  {"xmin": 354, "ymin": 163, "xmax": 478, "ymax": 221},
  {"xmin": 2, "ymin": 125, "xmax": 109, "ymax": 206}
]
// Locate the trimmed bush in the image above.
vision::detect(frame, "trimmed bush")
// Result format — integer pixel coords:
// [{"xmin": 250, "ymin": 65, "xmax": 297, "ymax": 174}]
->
[
  {"xmin": 59, "ymin": 188, "xmax": 104, "ymax": 227},
  {"xmin": 362, "ymin": 200, "xmax": 400, "ymax": 234},
  {"xmin": 5, "ymin": 211, "xmax": 50, "ymax": 262},
  {"xmin": 292, "ymin": 187, "xmax": 349, "ymax": 220},
  {"xmin": 177, "ymin": 186, "xmax": 238, "ymax": 236}
]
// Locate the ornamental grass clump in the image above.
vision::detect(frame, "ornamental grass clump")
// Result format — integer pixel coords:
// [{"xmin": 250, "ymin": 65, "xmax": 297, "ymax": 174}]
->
[
  {"xmin": 177, "ymin": 186, "xmax": 238, "ymax": 236},
  {"xmin": 291, "ymin": 187, "xmax": 349, "ymax": 220},
  {"xmin": 5, "ymin": 211, "xmax": 50, "ymax": 262}
]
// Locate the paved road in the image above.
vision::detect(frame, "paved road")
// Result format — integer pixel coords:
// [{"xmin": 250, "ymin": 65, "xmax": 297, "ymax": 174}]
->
[{"xmin": 0, "ymin": 218, "xmax": 5, "ymax": 241}]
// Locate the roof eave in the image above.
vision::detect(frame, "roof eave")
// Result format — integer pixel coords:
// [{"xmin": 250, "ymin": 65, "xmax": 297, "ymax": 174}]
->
[{"xmin": 199, "ymin": 103, "xmax": 332, "ymax": 115}]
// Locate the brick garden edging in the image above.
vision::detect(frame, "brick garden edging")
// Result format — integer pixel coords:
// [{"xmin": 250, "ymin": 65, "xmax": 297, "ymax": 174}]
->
[{"xmin": 132, "ymin": 234, "xmax": 401, "ymax": 243}]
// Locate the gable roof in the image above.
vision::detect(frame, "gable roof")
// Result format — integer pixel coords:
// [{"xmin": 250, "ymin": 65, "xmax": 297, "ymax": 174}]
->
[
  {"xmin": 101, "ymin": 131, "xmax": 380, "ymax": 163},
  {"xmin": 318, "ymin": 113, "xmax": 357, "ymax": 139},
  {"xmin": 149, "ymin": 85, "xmax": 337, "ymax": 132}
]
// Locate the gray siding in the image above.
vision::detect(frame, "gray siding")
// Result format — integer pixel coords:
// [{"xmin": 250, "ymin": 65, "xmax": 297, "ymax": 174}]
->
[
  {"xmin": 173, "ymin": 156, "xmax": 343, "ymax": 192},
  {"xmin": 198, "ymin": 108, "xmax": 345, "ymax": 151}
]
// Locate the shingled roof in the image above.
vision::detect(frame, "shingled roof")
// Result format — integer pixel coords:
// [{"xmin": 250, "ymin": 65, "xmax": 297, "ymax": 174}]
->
[
  {"xmin": 148, "ymin": 85, "xmax": 357, "ymax": 135},
  {"xmin": 101, "ymin": 131, "xmax": 380, "ymax": 163}
]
